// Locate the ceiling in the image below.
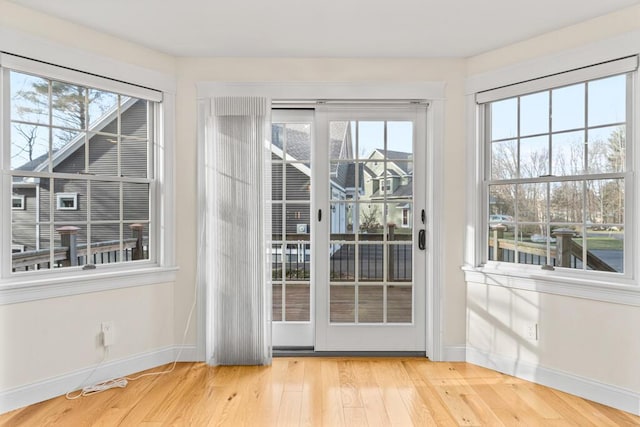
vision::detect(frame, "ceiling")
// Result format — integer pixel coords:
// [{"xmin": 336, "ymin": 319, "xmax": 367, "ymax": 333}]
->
[{"xmin": 10, "ymin": 0, "xmax": 640, "ymax": 58}]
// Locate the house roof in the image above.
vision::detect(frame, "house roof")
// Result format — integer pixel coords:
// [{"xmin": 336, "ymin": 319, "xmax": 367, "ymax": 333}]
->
[
  {"xmin": 15, "ymin": 97, "xmax": 138, "ymax": 173},
  {"xmin": 271, "ymin": 121, "xmax": 349, "ymax": 165}
]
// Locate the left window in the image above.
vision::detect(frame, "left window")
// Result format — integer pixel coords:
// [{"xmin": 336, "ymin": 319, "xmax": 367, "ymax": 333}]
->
[{"xmin": 4, "ymin": 60, "xmax": 159, "ymax": 274}]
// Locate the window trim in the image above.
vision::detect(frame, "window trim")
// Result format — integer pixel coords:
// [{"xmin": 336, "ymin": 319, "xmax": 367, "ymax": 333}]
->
[
  {"xmin": 0, "ymin": 50, "xmax": 176, "ymax": 303},
  {"xmin": 11, "ymin": 194, "xmax": 24, "ymax": 210},
  {"xmin": 464, "ymin": 47, "xmax": 640, "ymax": 304},
  {"xmin": 56, "ymin": 192, "xmax": 78, "ymax": 211}
]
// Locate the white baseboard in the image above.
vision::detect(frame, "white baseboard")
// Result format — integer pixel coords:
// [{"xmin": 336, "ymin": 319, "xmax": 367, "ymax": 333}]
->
[
  {"xmin": 466, "ymin": 346, "xmax": 640, "ymax": 416},
  {"xmin": 442, "ymin": 345, "xmax": 467, "ymax": 362},
  {"xmin": 0, "ymin": 345, "xmax": 198, "ymax": 415}
]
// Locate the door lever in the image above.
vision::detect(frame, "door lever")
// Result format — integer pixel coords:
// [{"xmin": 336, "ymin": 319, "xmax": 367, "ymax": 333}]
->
[{"xmin": 418, "ymin": 229, "xmax": 426, "ymax": 250}]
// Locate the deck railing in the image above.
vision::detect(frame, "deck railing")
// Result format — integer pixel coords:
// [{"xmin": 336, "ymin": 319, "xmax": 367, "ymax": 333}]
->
[
  {"xmin": 488, "ymin": 225, "xmax": 617, "ymax": 272},
  {"xmin": 11, "ymin": 224, "xmax": 147, "ymax": 272},
  {"xmin": 272, "ymin": 224, "xmax": 413, "ymax": 281}
]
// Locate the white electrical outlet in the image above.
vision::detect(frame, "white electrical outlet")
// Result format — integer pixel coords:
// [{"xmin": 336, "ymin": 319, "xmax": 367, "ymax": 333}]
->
[
  {"xmin": 525, "ymin": 323, "xmax": 538, "ymax": 341},
  {"xmin": 101, "ymin": 321, "xmax": 115, "ymax": 347}
]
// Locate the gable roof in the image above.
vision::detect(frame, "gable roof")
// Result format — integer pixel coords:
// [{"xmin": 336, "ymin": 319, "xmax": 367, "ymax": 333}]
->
[{"xmin": 15, "ymin": 97, "xmax": 138, "ymax": 173}]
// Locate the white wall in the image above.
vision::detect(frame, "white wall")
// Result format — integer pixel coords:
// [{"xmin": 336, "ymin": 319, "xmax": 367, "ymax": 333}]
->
[{"xmin": 465, "ymin": 3, "xmax": 640, "ymax": 414}]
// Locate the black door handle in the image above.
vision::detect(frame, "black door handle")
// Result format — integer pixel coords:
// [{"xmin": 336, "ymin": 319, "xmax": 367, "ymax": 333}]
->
[{"xmin": 418, "ymin": 229, "xmax": 426, "ymax": 250}]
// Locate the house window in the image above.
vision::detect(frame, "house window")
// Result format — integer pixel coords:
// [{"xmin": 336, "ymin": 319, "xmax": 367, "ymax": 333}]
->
[
  {"xmin": 3, "ymin": 55, "xmax": 164, "ymax": 276},
  {"xmin": 11, "ymin": 195, "xmax": 24, "ymax": 210},
  {"xmin": 402, "ymin": 208, "xmax": 410, "ymax": 227},
  {"xmin": 56, "ymin": 193, "xmax": 78, "ymax": 210},
  {"xmin": 481, "ymin": 59, "xmax": 634, "ymax": 274}
]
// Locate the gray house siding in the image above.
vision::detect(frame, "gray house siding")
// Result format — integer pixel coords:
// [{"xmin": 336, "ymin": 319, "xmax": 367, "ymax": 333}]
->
[
  {"xmin": 11, "ymin": 186, "xmax": 37, "ymax": 250},
  {"xmin": 11, "ymin": 99, "xmax": 149, "ymax": 252}
]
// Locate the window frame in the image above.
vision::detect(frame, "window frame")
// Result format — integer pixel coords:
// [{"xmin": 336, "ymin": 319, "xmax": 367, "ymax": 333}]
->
[
  {"xmin": 464, "ymin": 53, "xmax": 640, "ymax": 306},
  {"xmin": 0, "ymin": 53, "xmax": 176, "ymax": 304}
]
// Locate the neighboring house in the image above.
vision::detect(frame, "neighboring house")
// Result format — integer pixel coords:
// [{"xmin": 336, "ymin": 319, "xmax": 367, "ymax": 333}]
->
[
  {"xmin": 364, "ymin": 149, "xmax": 413, "ymax": 229},
  {"xmin": 271, "ymin": 121, "xmax": 354, "ymax": 237},
  {"xmin": 271, "ymin": 122, "xmax": 413, "ymax": 236},
  {"xmin": 11, "ymin": 98, "xmax": 149, "ymax": 253}
]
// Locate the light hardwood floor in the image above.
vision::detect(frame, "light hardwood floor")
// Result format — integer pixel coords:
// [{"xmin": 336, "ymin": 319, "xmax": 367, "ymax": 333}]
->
[{"xmin": 1, "ymin": 358, "xmax": 638, "ymax": 426}]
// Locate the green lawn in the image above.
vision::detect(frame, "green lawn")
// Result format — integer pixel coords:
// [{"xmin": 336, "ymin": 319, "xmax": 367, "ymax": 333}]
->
[
  {"xmin": 573, "ymin": 237, "xmax": 623, "ymax": 250},
  {"xmin": 499, "ymin": 231, "xmax": 623, "ymax": 250}
]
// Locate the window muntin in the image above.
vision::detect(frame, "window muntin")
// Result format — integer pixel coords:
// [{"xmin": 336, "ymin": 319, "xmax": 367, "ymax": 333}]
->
[
  {"xmin": 6, "ymin": 69, "xmax": 156, "ymax": 274},
  {"xmin": 485, "ymin": 73, "xmax": 630, "ymax": 274}
]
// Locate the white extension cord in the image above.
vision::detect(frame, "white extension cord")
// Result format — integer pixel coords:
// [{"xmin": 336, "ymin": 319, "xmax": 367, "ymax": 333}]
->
[{"xmin": 65, "ymin": 280, "xmax": 198, "ymax": 400}]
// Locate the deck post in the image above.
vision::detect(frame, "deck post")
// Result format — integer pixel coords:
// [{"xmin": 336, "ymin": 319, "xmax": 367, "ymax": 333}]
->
[
  {"xmin": 552, "ymin": 228, "xmax": 575, "ymax": 267},
  {"xmin": 56, "ymin": 226, "xmax": 80, "ymax": 266},
  {"xmin": 490, "ymin": 224, "xmax": 506, "ymax": 261},
  {"xmin": 130, "ymin": 223, "xmax": 144, "ymax": 260},
  {"xmin": 388, "ymin": 223, "xmax": 395, "ymax": 280}
]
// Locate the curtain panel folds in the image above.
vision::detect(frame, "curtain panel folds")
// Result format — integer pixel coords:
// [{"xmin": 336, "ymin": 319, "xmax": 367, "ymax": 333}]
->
[{"xmin": 204, "ymin": 96, "xmax": 272, "ymax": 365}]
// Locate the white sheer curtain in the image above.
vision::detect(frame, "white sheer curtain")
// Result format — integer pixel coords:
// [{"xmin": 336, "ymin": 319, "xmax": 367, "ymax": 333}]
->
[{"xmin": 203, "ymin": 96, "xmax": 272, "ymax": 365}]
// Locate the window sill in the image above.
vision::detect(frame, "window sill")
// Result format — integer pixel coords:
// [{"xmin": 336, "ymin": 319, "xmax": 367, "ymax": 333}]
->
[
  {"xmin": 0, "ymin": 265, "xmax": 179, "ymax": 305},
  {"xmin": 462, "ymin": 264, "xmax": 640, "ymax": 307}
]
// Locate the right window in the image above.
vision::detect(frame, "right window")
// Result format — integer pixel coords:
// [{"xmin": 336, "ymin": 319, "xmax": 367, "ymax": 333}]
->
[{"xmin": 484, "ymin": 71, "xmax": 631, "ymax": 274}]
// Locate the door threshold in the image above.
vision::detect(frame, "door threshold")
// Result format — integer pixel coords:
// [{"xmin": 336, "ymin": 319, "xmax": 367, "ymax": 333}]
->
[{"xmin": 273, "ymin": 348, "xmax": 426, "ymax": 358}]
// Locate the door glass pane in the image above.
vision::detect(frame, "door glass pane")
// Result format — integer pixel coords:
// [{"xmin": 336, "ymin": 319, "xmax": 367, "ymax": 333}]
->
[
  {"xmin": 272, "ymin": 283, "xmax": 282, "ymax": 321},
  {"xmin": 285, "ymin": 124, "xmax": 311, "ymax": 161},
  {"xmin": 330, "ymin": 285, "xmax": 355, "ymax": 323},
  {"xmin": 387, "ymin": 121, "xmax": 413, "ymax": 154},
  {"xmin": 358, "ymin": 286, "xmax": 383, "ymax": 323},
  {"xmin": 357, "ymin": 121, "xmax": 384, "ymax": 160},
  {"xmin": 330, "ymin": 243, "xmax": 355, "ymax": 281},
  {"xmin": 359, "ymin": 244, "xmax": 383, "ymax": 282},
  {"xmin": 330, "ymin": 119, "xmax": 415, "ymax": 325},
  {"xmin": 388, "ymin": 244, "xmax": 412, "ymax": 282},
  {"xmin": 285, "ymin": 283, "xmax": 310, "ymax": 321},
  {"xmin": 358, "ymin": 202, "xmax": 384, "ymax": 236},
  {"xmin": 387, "ymin": 285, "xmax": 412, "ymax": 323}
]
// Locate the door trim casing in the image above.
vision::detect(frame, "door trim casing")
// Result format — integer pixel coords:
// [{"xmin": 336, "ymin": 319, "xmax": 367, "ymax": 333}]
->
[{"xmin": 196, "ymin": 82, "xmax": 446, "ymax": 361}]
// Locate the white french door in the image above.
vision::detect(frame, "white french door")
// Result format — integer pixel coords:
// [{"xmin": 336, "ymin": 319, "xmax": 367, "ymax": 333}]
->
[
  {"xmin": 271, "ymin": 110, "xmax": 315, "ymax": 347},
  {"xmin": 272, "ymin": 105, "xmax": 427, "ymax": 352},
  {"xmin": 314, "ymin": 106, "xmax": 426, "ymax": 351}
]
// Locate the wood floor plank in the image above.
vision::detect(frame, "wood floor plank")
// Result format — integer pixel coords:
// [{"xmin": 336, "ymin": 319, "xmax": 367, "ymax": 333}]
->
[
  {"xmin": 343, "ymin": 407, "xmax": 368, "ymax": 427},
  {"xmin": 337, "ymin": 359, "xmax": 364, "ymax": 408},
  {"xmin": 317, "ymin": 359, "xmax": 346, "ymax": 427},
  {"xmin": 275, "ymin": 391, "xmax": 302, "ymax": 427},
  {"xmin": 1, "ymin": 358, "xmax": 639, "ymax": 427}
]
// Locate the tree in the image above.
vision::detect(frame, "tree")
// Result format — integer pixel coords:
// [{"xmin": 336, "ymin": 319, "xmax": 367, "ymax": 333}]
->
[
  {"xmin": 11, "ymin": 124, "xmax": 39, "ymax": 166},
  {"xmin": 360, "ymin": 204, "xmax": 382, "ymax": 233},
  {"xmin": 11, "ymin": 75, "xmax": 117, "ymax": 169}
]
